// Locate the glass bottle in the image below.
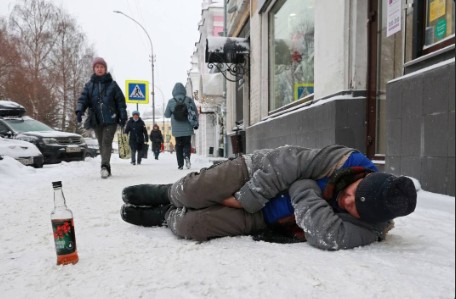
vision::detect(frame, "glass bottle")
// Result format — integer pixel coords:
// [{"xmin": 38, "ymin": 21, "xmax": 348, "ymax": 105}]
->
[{"xmin": 50, "ymin": 181, "xmax": 79, "ymax": 265}]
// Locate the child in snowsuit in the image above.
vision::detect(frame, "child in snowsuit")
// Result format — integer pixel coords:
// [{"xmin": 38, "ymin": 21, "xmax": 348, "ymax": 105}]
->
[{"xmin": 120, "ymin": 145, "xmax": 417, "ymax": 250}]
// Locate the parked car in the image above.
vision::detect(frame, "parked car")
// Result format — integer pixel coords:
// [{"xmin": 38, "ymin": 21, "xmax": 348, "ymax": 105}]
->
[
  {"xmin": 0, "ymin": 136, "xmax": 44, "ymax": 168},
  {"xmin": 0, "ymin": 100, "xmax": 87, "ymax": 164},
  {"xmin": 84, "ymin": 137, "xmax": 100, "ymax": 158}
]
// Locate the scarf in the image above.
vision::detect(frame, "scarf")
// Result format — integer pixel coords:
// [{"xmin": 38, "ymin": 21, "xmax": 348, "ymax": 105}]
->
[{"xmin": 322, "ymin": 166, "xmax": 374, "ymax": 201}]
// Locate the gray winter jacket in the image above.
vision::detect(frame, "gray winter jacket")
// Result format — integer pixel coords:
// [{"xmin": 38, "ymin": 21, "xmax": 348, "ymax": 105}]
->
[
  {"xmin": 289, "ymin": 179, "xmax": 390, "ymax": 250},
  {"xmin": 235, "ymin": 145, "xmax": 354, "ymax": 212},
  {"xmin": 164, "ymin": 83, "xmax": 198, "ymax": 138},
  {"xmin": 234, "ymin": 144, "xmax": 390, "ymax": 250}
]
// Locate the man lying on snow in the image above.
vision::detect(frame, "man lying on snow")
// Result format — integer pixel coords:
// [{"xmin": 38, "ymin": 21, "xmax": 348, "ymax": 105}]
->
[{"xmin": 119, "ymin": 145, "xmax": 417, "ymax": 250}]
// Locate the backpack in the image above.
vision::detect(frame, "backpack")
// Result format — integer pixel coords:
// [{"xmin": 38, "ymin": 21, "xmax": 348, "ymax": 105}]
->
[
  {"xmin": 173, "ymin": 98, "xmax": 188, "ymax": 122},
  {"xmin": 173, "ymin": 97, "xmax": 199, "ymax": 129},
  {"xmin": 187, "ymin": 101, "xmax": 199, "ymax": 129}
]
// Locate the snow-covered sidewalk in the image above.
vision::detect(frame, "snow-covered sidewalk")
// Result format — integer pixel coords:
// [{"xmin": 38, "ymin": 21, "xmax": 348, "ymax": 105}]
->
[{"xmin": 0, "ymin": 153, "xmax": 454, "ymax": 298}]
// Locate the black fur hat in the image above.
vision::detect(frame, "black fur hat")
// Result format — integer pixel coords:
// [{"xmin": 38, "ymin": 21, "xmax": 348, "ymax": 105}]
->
[{"xmin": 355, "ymin": 173, "xmax": 417, "ymax": 223}]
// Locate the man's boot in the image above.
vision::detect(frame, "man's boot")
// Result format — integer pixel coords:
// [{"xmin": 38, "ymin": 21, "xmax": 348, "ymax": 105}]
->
[
  {"xmin": 122, "ymin": 184, "xmax": 172, "ymax": 206},
  {"xmin": 101, "ymin": 164, "xmax": 110, "ymax": 179},
  {"xmin": 120, "ymin": 204, "xmax": 170, "ymax": 227}
]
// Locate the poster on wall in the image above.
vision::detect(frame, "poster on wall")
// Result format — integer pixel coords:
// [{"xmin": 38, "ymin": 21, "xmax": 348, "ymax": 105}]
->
[{"xmin": 387, "ymin": 0, "xmax": 402, "ymax": 37}]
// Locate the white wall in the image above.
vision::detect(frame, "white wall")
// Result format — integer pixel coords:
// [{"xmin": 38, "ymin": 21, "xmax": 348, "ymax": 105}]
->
[
  {"xmin": 249, "ymin": 10, "xmax": 263, "ymax": 124},
  {"xmin": 314, "ymin": 0, "xmax": 368, "ymax": 99},
  {"xmin": 314, "ymin": 0, "xmax": 347, "ymax": 99}
]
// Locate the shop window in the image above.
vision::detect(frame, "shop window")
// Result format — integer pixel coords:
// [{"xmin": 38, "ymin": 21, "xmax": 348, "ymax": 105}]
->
[
  {"xmin": 424, "ymin": 0, "xmax": 455, "ymax": 48},
  {"xmin": 408, "ymin": 0, "xmax": 455, "ymax": 58},
  {"xmin": 268, "ymin": 0, "xmax": 315, "ymax": 112}
]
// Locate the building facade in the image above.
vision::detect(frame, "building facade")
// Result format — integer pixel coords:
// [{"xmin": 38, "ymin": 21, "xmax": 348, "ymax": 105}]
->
[
  {"xmin": 185, "ymin": 0, "xmax": 454, "ymax": 195},
  {"xmin": 218, "ymin": 0, "xmax": 454, "ymax": 195},
  {"xmin": 186, "ymin": 0, "xmax": 225, "ymax": 157}
]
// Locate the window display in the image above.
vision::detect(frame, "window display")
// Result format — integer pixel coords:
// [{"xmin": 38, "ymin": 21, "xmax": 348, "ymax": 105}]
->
[
  {"xmin": 425, "ymin": 0, "xmax": 455, "ymax": 47},
  {"xmin": 269, "ymin": 0, "xmax": 315, "ymax": 111}
]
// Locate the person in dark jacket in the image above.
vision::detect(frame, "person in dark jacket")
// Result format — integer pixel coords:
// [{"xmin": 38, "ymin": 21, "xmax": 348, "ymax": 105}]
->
[
  {"xmin": 119, "ymin": 145, "xmax": 417, "ymax": 250},
  {"xmin": 150, "ymin": 124, "xmax": 164, "ymax": 160},
  {"xmin": 76, "ymin": 57, "xmax": 127, "ymax": 178},
  {"xmin": 124, "ymin": 111, "xmax": 148, "ymax": 165},
  {"xmin": 164, "ymin": 83, "xmax": 198, "ymax": 170}
]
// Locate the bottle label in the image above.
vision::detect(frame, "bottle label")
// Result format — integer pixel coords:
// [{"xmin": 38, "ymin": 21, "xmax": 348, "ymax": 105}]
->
[{"xmin": 51, "ymin": 219, "xmax": 77, "ymax": 255}]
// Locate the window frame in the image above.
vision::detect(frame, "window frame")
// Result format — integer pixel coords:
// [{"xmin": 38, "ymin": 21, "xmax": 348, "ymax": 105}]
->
[
  {"xmin": 267, "ymin": 0, "xmax": 315, "ymax": 115},
  {"xmin": 413, "ymin": 0, "xmax": 455, "ymax": 58}
]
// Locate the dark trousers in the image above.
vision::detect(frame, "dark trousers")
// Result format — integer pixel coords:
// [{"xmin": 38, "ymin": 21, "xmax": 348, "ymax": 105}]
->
[
  {"xmin": 175, "ymin": 136, "xmax": 191, "ymax": 168},
  {"xmin": 166, "ymin": 156, "xmax": 267, "ymax": 241},
  {"xmin": 152, "ymin": 142, "xmax": 161, "ymax": 159},
  {"xmin": 130, "ymin": 142, "xmax": 143, "ymax": 164},
  {"xmin": 94, "ymin": 124, "xmax": 117, "ymax": 167}
]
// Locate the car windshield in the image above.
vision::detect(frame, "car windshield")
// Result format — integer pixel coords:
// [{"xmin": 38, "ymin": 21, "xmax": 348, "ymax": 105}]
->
[{"xmin": 4, "ymin": 118, "xmax": 53, "ymax": 132}]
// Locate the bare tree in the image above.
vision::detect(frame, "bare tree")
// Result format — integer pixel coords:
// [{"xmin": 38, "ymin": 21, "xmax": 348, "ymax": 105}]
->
[
  {"xmin": 49, "ymin": 13, "xmax": 81, "ymax": 131},
  {"xmin": 0, "ymin": 19, "xmax": 22, "ymax": 100},
  {"xmin": 9, "ymin": 0, "xmax": 59, "ymax": 120},
  {"xmin": 8, "ymin": 0, "xmax": 94, "ymax": 131},
  {"xmin": 49, "ymin": 10, "xmax": 95, "ymax": 132}
]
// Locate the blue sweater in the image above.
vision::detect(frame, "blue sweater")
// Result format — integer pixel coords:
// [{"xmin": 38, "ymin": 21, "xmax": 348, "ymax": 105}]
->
[{"xmin": 262, "ymin": 151, "xmax": 378, "ymax": 224}]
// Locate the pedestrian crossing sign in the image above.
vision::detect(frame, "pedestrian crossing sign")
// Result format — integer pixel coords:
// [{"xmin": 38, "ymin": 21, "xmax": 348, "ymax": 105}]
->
[
  {"xmin": 125, "ymin": 80, "xmax": 149, "ymax": 104},
  {"xmin": 294, "ymin": 82, "xmax": 314, "ymax": 101}
]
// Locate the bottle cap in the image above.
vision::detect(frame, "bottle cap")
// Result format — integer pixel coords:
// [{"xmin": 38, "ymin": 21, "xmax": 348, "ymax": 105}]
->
[{"xmin": 52, "ymin": 181, "xmax": 62, "ymax": 188}]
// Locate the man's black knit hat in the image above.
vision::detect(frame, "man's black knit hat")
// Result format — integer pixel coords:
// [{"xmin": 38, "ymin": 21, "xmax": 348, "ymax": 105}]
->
[{"xmin": 355, "ymin": 173, "xmax": 417, "ymax": 223}]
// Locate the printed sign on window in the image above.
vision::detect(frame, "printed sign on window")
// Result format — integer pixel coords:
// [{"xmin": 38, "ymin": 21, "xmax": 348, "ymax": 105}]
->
[
  {"xmin": 294, "ymin": 83, "xmax": 314, "ymax": 101},
  {"xmin": 429, "ymin": 0, "xmax": 446, "ymax": 23},
  {"xmin": 387, "ymin": 0, "xmax": 402, "ymax": 37}
]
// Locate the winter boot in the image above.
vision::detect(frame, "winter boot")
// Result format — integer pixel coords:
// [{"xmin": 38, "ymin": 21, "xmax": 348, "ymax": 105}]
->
[
  {"xmin": 185, "ymin": 157, "xmax": 191, "ymax": 169},
  {"xmin": 101, "ymin": 164, "xmax": 110, "ymax": 179},
  {"xmin": 122, "ymin": 184, "xmax": 172, "ymax": 206},
  {"xmin": 120, "ymin": 204, "xmax": 170, "ymax": 227}
]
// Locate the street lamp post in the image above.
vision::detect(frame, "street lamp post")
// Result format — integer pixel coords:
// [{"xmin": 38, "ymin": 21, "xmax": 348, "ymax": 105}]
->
[
  {"xmin": 156, "ymin": 87, "xmax": 165, "ymax": 135},
  {"xmin": 113, "ymin": 10, "xmax": 155, "ymax": 125}
]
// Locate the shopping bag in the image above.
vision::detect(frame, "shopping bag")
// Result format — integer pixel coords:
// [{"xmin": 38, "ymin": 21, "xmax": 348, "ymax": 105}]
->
[
  {"xmin": 118, "ymin": 132, "xmax": 130, "ymax": 159},
  {"xmin": 142, "ymin": 143, "xmax": 149, "ymax": 159}
]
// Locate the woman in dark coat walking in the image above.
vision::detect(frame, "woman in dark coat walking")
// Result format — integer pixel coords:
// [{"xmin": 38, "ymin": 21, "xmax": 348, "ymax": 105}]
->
[
  {"xmin": 150, "ymin": 124, "xmax": 164, "ymax": 160},
  {"xmin": 124, "ymin": 111, "xmax": 148, "ymax": 165},
  {"xmin": 75, "ymin": 57, "xmax": 127, "ymax": 178}
]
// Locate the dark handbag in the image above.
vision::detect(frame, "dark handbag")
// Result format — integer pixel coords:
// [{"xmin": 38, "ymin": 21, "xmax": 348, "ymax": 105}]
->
[
  {"xmin": 142, "ymin": 143, "xmax": 149, "ymax": 159},
  {"xmin": 83, "ymin": 109, "xmax": 98, "ymax": 130}
]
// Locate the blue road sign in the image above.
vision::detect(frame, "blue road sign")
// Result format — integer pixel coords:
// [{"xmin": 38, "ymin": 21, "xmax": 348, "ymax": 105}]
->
[{"xmin": 125, "ymin": 80, "xmax": 149, "ymax": 104}]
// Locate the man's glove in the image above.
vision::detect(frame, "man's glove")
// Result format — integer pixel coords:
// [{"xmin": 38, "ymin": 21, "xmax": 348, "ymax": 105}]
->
[
  {"xmin": 76, "ymin": 111, "xmax": 83, "ymax": 123},
  {"xmin": 120, "ymin": 118, "xmax": 127, "ymax": 128}
]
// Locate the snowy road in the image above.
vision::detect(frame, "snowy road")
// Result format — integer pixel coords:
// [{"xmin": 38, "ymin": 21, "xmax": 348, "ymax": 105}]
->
[{"xmin": 0, "ymin": 153, "xmax": 454, "ymax": 298}]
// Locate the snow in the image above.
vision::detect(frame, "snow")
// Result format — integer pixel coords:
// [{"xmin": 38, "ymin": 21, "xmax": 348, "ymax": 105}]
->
[
  {"xmin": 0, "ymin": 137, "xmax": 42, "ymax": 157},
  {"xmin": 206, "ymin": 36, "xmax": 250, "ymax": 53},
  {"xmin": 20, "ymin": 131, "xmax": 83, "ymax": 138},
  {"xmin": 0, "ymin": 100, "xmax": 24, "ymax": 109},
  {"xmin": 0, "ymin": 153, "xmax": 454, "ymax": 298}
]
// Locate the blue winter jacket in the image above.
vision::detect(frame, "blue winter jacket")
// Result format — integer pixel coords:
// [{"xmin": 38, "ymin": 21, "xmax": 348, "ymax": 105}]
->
[
  {"xmin": 164, "ymin": 83, "xmax": 198, "ymax": 138},
  {"xmin": 262, "ymin": 151, "xmax": 378, "ymax": 224},
  {"xmin": 76, "ymin": 73, "xmax": 127, "ymax": 127}
]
